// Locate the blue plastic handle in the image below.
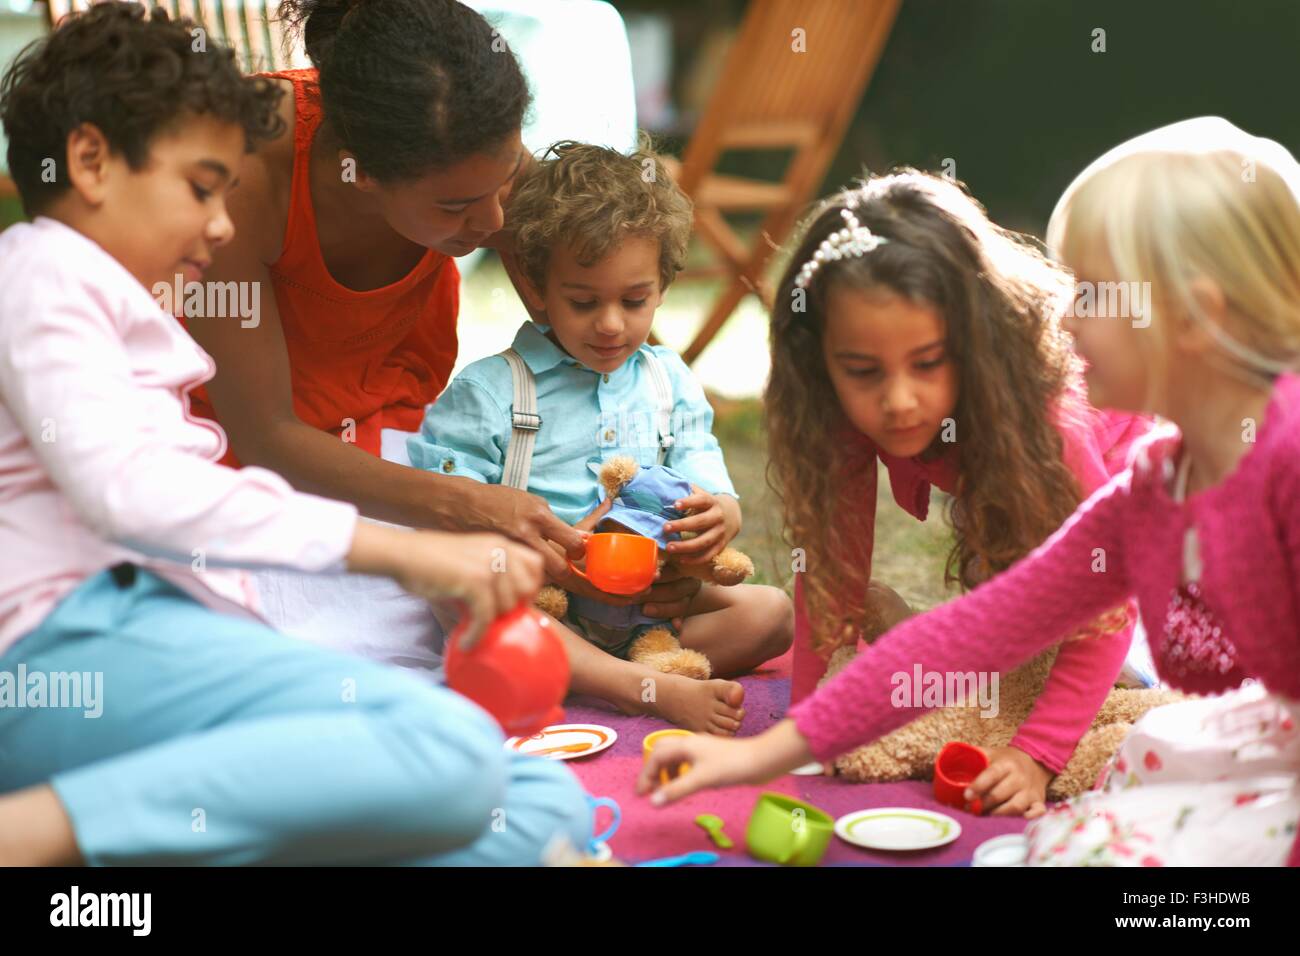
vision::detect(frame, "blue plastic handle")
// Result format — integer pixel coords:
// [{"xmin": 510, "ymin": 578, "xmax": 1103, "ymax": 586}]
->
[{"xmin": 634, "ymin": 851, "xmax": 720, "ymax": 868}]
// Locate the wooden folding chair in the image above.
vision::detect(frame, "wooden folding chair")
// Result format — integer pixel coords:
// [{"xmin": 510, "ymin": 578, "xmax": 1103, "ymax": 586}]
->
[
  {"xmin": 664, "ymin": 0, "xmax": 901, "ymax": 365},
  {"xmin": 43, "ymin": 0, "xmax": 310, "ymax": 73}
]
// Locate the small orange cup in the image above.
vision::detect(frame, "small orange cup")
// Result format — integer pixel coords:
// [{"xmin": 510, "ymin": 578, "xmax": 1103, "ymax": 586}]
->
[
  {"xmin": 568, "ymin": 532, "xmax": 658, "ymax": 595},
  {"xmin": 643, "ymin": 729, "xmax": 693, "ymax": 785}
]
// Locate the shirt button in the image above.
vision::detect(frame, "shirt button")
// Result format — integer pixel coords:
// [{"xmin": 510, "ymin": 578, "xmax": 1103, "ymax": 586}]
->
[
  {"xmin": 442, "ymin": 459, "xmax": 455, "ymax": 473},
  {"xmin": 604, "ymin": 429, "xmax": 616, "ymax": 442},
  {"xmin": 603, "ymin": 373, "xmax": 610, "ymax": 383}
]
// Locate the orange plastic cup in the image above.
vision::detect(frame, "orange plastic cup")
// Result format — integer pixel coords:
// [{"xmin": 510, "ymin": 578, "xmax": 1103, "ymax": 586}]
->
[
  {"xmin": 567, "ymin": 532, "xmax": 658, "ymax": 595},
  {"xmin": 933, "ymin": 741, "xmax": 988, "ymax": 814},
  {"xmin": 643, "ymin": 729, "xmax": 693, "ymax": 785}
]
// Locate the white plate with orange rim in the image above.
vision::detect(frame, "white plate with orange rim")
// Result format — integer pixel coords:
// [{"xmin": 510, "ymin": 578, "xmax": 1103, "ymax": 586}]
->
[
  {"xmin": 833, "ymin": 808, "xmax": 962, "ymax": 851},
  {"xmin": 505, "ymin": 724, "xmax": 618, "ymax": 760}
]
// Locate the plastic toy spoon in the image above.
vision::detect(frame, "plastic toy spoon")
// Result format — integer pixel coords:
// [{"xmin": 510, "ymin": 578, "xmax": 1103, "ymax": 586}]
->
[
  {"xmin": 635, "ymin": 851, "xmax": 720, "ymax": 868},
  {"xmin": 695, "ymin": 813, "xmax": 734, "ymax": 849},
  {"xmin": 530, "ymin": 743, "xmax": 594, "ymax": 757}
]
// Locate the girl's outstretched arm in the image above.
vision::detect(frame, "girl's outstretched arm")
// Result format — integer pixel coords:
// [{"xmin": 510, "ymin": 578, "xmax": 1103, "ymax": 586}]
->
[{"xmin": 640, "ymin": 469, "xmax": 1137, "ymax": 803}]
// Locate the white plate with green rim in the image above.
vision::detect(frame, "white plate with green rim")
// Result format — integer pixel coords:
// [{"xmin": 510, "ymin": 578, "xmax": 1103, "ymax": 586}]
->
[{"xmin": 834, "ymin": 808, "xmax": 962, "ymax": 851}]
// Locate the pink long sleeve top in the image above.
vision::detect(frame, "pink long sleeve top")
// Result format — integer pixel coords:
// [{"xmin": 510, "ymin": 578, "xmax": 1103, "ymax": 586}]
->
[
  {"xmin": 789, "ymin": 373, "xmax": 1300, "ymax": 862},
  {"xmin": 0, "ymin": 217, "xmax": 360, "ymax": 654},
  {"xmin": 790, "ymin": 392, "xmax": 1153, "ymax": 774}
]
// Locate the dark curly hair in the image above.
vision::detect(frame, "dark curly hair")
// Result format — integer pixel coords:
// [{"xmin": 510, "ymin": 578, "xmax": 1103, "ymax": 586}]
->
[
  {"xmin": 766, "ymin": 170, "xmax": 1091, "ymax": 653},
  {"xmin": 0, "ymin": 2, "xmax": 284, "ymax": 218},
  {"xmin": 278, "ymin": 0, "xmax": 532, "ymax": 182}
]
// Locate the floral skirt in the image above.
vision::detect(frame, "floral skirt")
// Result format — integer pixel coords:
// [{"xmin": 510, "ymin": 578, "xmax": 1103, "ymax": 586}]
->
[{"xmin": 1025, "ymin": 682, "xmax": 1300, "ymax": 866}]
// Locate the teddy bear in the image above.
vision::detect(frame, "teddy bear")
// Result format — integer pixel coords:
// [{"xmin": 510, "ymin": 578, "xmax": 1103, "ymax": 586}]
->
[
  {"xmin": 820, "ymin": 615, "xmax": 1186, "ymax": 800},
  {"xmin": 534, "ymin": 455, "xmax": 755, "ymax": 680}
]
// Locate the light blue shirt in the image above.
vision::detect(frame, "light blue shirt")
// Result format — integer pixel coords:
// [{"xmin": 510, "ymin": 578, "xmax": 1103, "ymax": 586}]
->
[{"xmin": 408, "ymin": 321, "xmax": 738, "ymax": 524}]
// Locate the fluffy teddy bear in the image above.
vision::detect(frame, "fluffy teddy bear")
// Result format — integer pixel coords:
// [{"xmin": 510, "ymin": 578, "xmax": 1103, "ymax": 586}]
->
[
  {"xmin": 534, "ymin": 455, "xmax": 754, "ymax": 680},
  {"xmin": 821, "ymin": 623, "xmax": 1186, "ymax": 800}
]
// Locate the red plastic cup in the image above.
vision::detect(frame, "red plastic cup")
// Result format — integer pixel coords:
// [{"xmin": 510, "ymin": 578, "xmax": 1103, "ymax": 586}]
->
[
  {"xmin": 933, "ymin": 741, "xmax": 989, "ymax": 815},
  {"xmin": 444, "ymin": 604, "xmax": 570, "ymax": 738}
]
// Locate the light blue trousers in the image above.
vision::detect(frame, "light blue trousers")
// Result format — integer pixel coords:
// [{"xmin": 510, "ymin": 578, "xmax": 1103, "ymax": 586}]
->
[{"xmin": 0, "ymin": 567, "xmax": 592, "ymax": 865}]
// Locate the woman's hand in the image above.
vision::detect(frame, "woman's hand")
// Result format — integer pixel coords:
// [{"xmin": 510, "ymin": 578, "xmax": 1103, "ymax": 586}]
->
[
  {"xmin": 636, "ymin": 719, "xmax": 814, "ymax": 805},
  {"xmin": 347, "ymin": 523, "xmax": 544, "ymax": 650},
  {"xmin": 965, "ymin": 745, "xmax": 1053, "ymax": 819},
  {"xmin": 450, "ymin": 481, "xmax": 587, "ymax": 580}
]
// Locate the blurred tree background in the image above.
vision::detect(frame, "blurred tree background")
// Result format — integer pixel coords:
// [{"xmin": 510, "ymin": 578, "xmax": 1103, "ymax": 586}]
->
[
  {"xmin": 608, "ymin": 0, "xmax": 1300, "ymax": 605},
  {"xmin": 618, "ymin": 0, "xmax": 1300, "ymax": 235}
]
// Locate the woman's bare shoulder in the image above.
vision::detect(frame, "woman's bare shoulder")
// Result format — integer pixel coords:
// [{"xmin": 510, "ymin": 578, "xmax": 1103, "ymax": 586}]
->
[{"xmin": 231, "ymin": 76, "xmax": 298, "ymax": 264}]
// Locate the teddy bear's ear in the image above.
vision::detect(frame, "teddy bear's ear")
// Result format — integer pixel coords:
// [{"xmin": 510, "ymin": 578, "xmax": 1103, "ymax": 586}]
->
[{"xmin": 598, "ymin": 455, "xmax": 640, "ymax": 498}]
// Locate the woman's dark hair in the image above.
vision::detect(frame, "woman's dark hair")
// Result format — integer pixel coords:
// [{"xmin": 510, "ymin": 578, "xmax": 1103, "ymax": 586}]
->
[
  {"xmin": 0, "ymin": 2, "xmax": 284, "ymax": 217},
  {"xmin": 278, "ymin": 0, "xmax": 531, "ymax": 181}
]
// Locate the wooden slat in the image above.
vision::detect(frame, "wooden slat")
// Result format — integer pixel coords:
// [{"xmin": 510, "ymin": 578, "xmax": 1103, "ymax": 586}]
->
[
  {"xmin": 694, "ymin": 172, "xmax": 792, "ymax": 212},
  {"xmin": 242, "ymin": 0, "xmax": 271, "ymax": 72},
  {"xmin": 717, "ymin": 120, "xmax": 821, "ymax": 150},
  {"xmin": 39, "ymin": 1, "xmax": 307, "ymax": 77},
  {"xmin": 216, "ymin": 0, "xmax": 247, "ymax": 70}
]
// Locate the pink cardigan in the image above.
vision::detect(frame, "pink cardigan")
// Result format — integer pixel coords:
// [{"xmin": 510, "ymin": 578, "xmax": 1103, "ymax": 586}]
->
[
  {"xmin": 789, "ymin": 373, "xmax": 1300, "ymax": 863},
  {"xmin": 790, "ymin": 397, "xmax": 1152, "ymax": 774},
  {"xmin": 0, "ymin": 217, "xmax": 359, "ymax": 654}
]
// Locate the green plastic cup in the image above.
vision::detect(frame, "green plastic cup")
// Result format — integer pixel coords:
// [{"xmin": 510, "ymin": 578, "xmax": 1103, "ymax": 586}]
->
[{"xmin": 744, "ymin": 792, "xmax": 834, "ymax": 866}]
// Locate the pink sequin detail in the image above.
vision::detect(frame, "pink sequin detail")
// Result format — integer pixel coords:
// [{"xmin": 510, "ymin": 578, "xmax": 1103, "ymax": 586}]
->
[{"xmin": 1160, "ymin": 581, "xmax": 1240, "ymax": 679}]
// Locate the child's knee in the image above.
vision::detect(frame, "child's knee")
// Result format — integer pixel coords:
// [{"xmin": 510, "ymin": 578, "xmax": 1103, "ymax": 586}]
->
[
  {"xmin": 520, "ymin": 756, "xmax": 594, "ymax": 859},
  {"xmin": 381, "ymin": 685, "xmax": 511, "ymax": 834},
  {"xmin": 468, "ymin": 755, "xmax": 594, "ymax": 866},
  {"xmin": 748, "ymin": 585, "xmax": 795, "ymax": 655}
]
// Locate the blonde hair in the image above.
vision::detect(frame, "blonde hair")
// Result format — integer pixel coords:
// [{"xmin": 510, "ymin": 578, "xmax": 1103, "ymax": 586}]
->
[
  {"xmin": 1047, "ymin": 117, "xmax": 1300, "ymax": 403},
  {"xmin": 506, "ymin": 137, "xmax": 693, "ymax": 294}
]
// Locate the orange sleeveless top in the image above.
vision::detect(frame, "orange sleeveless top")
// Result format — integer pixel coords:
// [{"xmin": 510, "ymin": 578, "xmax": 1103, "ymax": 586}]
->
[{"xmin": 189, "ymin": 69, "xmax": 460, "ymax": 465}]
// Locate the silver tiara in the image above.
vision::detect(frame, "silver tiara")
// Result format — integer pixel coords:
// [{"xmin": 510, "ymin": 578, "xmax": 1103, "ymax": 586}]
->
[{"xmin": 793, "ymin": 204, "xmax": 888, "ymax": 290}]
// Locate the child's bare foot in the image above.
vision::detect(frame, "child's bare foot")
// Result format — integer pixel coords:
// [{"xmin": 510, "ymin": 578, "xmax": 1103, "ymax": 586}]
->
[{"xmin": 645, "ymin": 675, "xmax": 745, "ymax": 735}]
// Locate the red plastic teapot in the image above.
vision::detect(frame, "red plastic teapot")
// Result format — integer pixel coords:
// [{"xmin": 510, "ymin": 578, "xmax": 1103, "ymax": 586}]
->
[{"xmin": 444, "ymin": 604, "xmax": 570, "ymax": 738}]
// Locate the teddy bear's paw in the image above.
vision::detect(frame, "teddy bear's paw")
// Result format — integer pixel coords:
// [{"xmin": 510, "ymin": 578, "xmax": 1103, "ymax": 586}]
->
[
  {"xmin": 710, "ymin": 547, "xmax": 754, "ymax": 586},
  {"xmin": 534, "ymin": 585, "xmax": 570, "ymax": 620},
  {"xmin": 629, "ymin": 627, "xmax": 681, "ymax": 657},
  {"xmin": 646, "ymin": 649, "xmax": 712, "ymax": 680},
  {"xmin": 599, "ymin": 455, "xmax": 640, "ymax": 498},
  {"xmin": 629, "ymin": 628, "xmax": 712, "ymax": 680}
]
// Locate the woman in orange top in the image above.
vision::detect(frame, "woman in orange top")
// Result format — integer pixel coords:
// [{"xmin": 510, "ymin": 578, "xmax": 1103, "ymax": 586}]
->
[{"xmin": 187, "ymin": 0, "xmax": 702, "ymax": 624}]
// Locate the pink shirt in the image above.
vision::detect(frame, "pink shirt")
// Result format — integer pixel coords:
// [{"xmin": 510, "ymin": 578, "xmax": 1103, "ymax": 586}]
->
[
  {"xmin": 790, "ymin": 391, "xmax": 1153, "ymax": 774},
  {"xmin": 789, "ymin": 374, "xmax": 1300, "ymax": 862},
  {"xmin": 0, "ymin": 217, "xmax": 359, "ymax": 653}
]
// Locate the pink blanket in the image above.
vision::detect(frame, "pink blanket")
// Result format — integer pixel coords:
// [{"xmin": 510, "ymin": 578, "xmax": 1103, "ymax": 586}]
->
[{"xmin": 564, "ymin": 649, "xmax": 1028, "ymax": 866}]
